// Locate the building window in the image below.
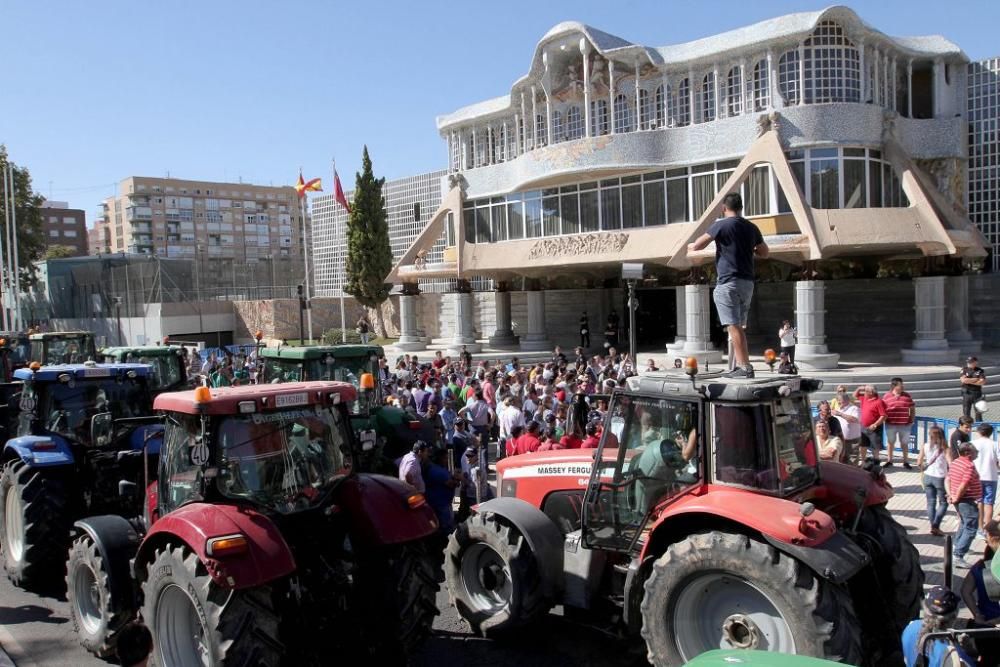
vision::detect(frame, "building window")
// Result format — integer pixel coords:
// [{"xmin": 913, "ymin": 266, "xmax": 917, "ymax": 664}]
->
[
  {"xmin": 551, "ymin": 111, "xmax": 565, "ymax": 142},
  {"xmin": 497, "ymin": 125, "xmax": 507, "ymax": 161},
  {"xmin": 700, "ymin": 73, "xmax": 716, "ymax": 123},
  {"xmin": 566, "ymin": 106, "xmax": 584, "ymax": 140},
  {"xmin": 753, "ymin": 60, "xmax": 770, "ymax": 110},
  {"xmin": 639, "ymin": 88, "xmax": 655, "ymax": 129},
  {"xmin": 727, "ymin": 67, "xmax": 742, "ymax": 116},
  {"xmin": 591, "ymin": 99, "xmax": 609, "ymax": 135},
  {"xmin": 778, "ymin": 50, "xmax": 801, "ymax": 105},
  {"xmin": 804, "ymin": 21, "xmax": 860, "ymax": 103},
  {"xmin": 745, "ymin": 165, "xmax": 771, "ymax": 216},
  {"xmin": 675, "ymin": 78, "xmax": 691, "ymax": 126},
  {"xmin": 49, "ymin": 230, "xmax": 59, "ymax": 238},
  {"xmin": 535, "ymin": 114, "xmax": 547, "ymax": 147},
  {"xmin": 614, "ymin": 95, "xmax": 633, "ymax": 133},
  {"xmin": 843, "ymin": 148, "xmax": 867, "ymax": 207},
  {"xmin": 654, "ymin": 84, "xmax": 665, "ymax": 128},
  {"xmin": 666, "ymin": 169, "xmax": 689, "ymax": 222}
]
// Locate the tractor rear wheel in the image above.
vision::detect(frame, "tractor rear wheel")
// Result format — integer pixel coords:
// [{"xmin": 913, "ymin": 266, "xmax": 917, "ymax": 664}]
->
[
  {"xmin": 140, "ymin": 543, "xmax": 282, "ymax": 667},
  {"xmin": 0, "ymin": 460, "xmax": 71, "ymax": 590},
  {"xmin": 640, "ymin": 531, "xmax": 863, "ymax": 666},
  {"xmin": 66, "ymin": 535, "xmax": 130, "ymax": 658},
  {"xmin": 354, "ymin": 540, "xmax": 439, "ymax": 663},
  {"xmin": 445, "ymin": 512, "xmax": 551, "ymax": 637}
]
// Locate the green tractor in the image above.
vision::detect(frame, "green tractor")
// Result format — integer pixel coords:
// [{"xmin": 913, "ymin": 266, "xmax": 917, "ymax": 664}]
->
[
  {"xmin": 260, "ymin": 345, "xmax": 435, "ymax": 472},
  {"xmin": 0, "ymin": 332, "xmax": 31, "ymax": 381},
  {"xmin": 29, "ymin": 331, "xmax": 97, "ymax": 366},
  {"xmin": 99, "ymin": 346, "xmax": 189, "ymax": 395}
]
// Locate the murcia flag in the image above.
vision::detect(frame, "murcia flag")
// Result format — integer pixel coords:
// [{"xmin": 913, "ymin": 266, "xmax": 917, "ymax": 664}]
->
[
  {"xmin": 334, "ymin": 169, "xmax": 351, "ymax": 213},
  {"xmin": 295, "ymin": 172, "xmax": 323, "ymax": 198}
]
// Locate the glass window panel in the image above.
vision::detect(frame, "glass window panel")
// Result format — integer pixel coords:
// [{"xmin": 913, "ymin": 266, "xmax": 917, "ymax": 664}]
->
[
  {"xmin": 777, "ymin": 164, "xmax": 804, "ymax": 214},
  {"xmin": 601, "ymin": 188, "xmax": 621, "ymax": 230},
  {"xmin": 622, "ymin": 185, "xmax": 643, "ymax": 228},
  {"xmin": 643, "ymin": 181, "xmax": 666, "ymax": 226},
  {"xmin": 716, "ymin": 170, "xmax": 734, "ymax": 192},
  {"xmin": 869, "ymin": 149, "xmax": 882, "ymax": 159},
  {"xmin": 492, "ymin": 204, "xmax": 508, "ymax": 241},
  {"xmin": 561, "ymin": 193, "xmax": 580, "ymax": 234},
  {"xmin": 717, "ymin": 159, "xmax": 740, "ymax": 170},
  {"xmin": 844, "ymin": 147, "xmax": 866, "ymax": 157},
  {"xmin": 745, "ymin": 166, "xmax": 770, "ymax": 216},
  {"xmin": 691, "ymin": 163, "xmax": 713, "ymax": 174},
  {"xmin": 692, "ymin": 174, "xmax": 715, "ymax": 219},
  {"xmin": 667, "ymin": 178, "xmax": 689, "ymax": 223},
  {"xmin": 580, "ymin": 191, "xmax": 600, "ymax": 233},
  {"xmin": 869, "ymin": 160, "xmax": 883, "ymax": 208},
  {"xmin": 810, "ymin": 159, "xmax": 840, "ymax": 209},
  {"xmin": 560, "ymin": 184, "xmax": 579, "ymax": 193},
  {"xmin": 811, "ymin": 147, "xmax": 838, "ymax": 158},
  {"xmin": 665, "ymin": 167, "xmax": 688, "ymax": 179},
  {"xmin": 579, "ymin": 181, "xmax": 598, "ymax": 191},
  {"xmin": 642, "ymin": 171, "xmax": 664, "ymax": 182},
  {"xmin": 463, "ymin": 209, "xmax": 476, "ymax": 243},
  {"xmin": 525, "ymin": 197, "xmax": 543, "ymax": 237},
  {"xmin": 621, "ymin": 175, "xmax": 642, "ymax": 185},
  {"xmin": 542, "ymin": 196, "xmax": 560, "ymax": 236},
  {"xmin": 600, "ymin": 178, "xmax": 619, "ymax": 188},
  {"xmin": 507, "ymin": 201, "xmax": 524, "ymax": 240},
  {"xmin": 475, "ymin": 207, "xmax": 492, "ymax": 243},
  {"xmin": 843, "ymin": 160, "xmax": 866, "ymax": 208}
]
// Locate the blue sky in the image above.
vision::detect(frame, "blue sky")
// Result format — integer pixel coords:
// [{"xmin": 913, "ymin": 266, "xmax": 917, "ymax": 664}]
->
[{"xmin": 2, "ymin": 0, "xmax": 998, "ymax": 224}]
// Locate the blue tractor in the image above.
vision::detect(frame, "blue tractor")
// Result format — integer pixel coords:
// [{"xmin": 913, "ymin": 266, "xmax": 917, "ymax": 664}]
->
[{"xmin": 0, "ymin": 362, "xmax": 161, "ymax": 591}]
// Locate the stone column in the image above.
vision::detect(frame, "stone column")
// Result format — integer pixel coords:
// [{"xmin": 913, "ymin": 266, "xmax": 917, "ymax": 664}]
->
[
  {"xmin": 488, "ymin": 288, "xmax": 519, "ymax": 348},
  {"xmin": 858, "ymin": 40, "xmax": 866, "ymax": 102},
  {"xmin": 519, "ymin": 289, "xmax": 552, "ymax": 352},
  {"xmin": 581, "ymin": 39, "xmax": 592, "ymax": 137},
  {"xmin": 666, "ymin": 285, "xmax": 687, "ymax": 352},
  {"xmin": 945, "ymin": 274, "xmax": 982, "ymax": 355},
  {"xmin": 907, "ymin": 59, "xmax": 913, "ymax": 117},
  {"xmin": 901, "ymin": 276, "xmax": 959, "ymax": 364},
  {"xmin": 681, "ymin": 284, "xmax": 723, "ymax": 363},
  {"xmin": 793, "ymin": 281, "xmax": 840, "ymax": 370},
  {"xmin": 446, "ymin": 290, "xmax": 482, "ymax": 356},
  {"xmin": 396, "ymin": 288, "xmax": 426, "ymax": 352}
]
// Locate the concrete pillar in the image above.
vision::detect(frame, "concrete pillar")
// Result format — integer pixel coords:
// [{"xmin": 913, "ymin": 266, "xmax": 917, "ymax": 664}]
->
[
  {"xmin": 519, "ymin": 290, "xmax": 552, "ymax": 352},
  {"xmin": 446, "ymin": 291, "xmax": 481, "ymax": 356},
  {"xmin": 681, "ymin": 284, "xmax": 723, "ymax": 363},
  {"xmin": 488, "ymin": 289, "xmax": 519, "ymax": 348},
  {"xmin": 858, "ymin": 40, "xmax": 866, "ymax": 102},
  {"xmin": 581, "ymin": 39, "xmax": 592, "ymax": 137},
  {"xmin": 666, "ymin": 285, "xmax": 687, "ymax": 352},
  {"xmin": 396, "ymin": 292, "xmax": 426, "ymax": 352},
  {"xmin": 945, "ymin": 274, "xmax": 982, "ymax": 355},
  {"xmin": 793, "ymin": 281, "xmax": 840, "ymax": 370},
  {"xmin": 901, "ymin": 276, "xmax": 959, "ymax": 364}
]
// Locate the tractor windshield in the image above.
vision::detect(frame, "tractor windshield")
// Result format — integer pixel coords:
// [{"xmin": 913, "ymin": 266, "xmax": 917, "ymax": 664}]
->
[
  {"xmin": 43, "ymin": 379, "xmax": 149, "ymax": 442},
  {"xmin": 141, "ymin": 354, "xmax": 184, "ymax": 391},
  {"xmin": 216, "ymin": 406, "xmax": 352, "ymax": 513},
  {"xmin": 263, "ymin": 357, "xmax": 305, "ymax": 383},
  {"xmin": 34, "ymin": 335, "xmax": 96, "ymax": 365},
  {"xmin": 263, "ymin": 354, "xmax": 373, "ymax": 414}
]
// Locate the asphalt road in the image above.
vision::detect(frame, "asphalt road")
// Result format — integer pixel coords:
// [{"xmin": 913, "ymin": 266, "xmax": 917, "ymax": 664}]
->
[{"xmin": 0, "ymin": 569, "xmax": 644, "ymax": 667}]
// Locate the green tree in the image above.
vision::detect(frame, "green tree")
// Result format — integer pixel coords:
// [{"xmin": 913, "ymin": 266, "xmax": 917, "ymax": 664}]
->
[
  {"xmin": 0, "ymin": 145, "xmax": 46, "ymax": 291},
  {"xmin": 344, "ymin": 146, "xmax": 393, "ymax": 336},
  {"xmin": 43, "ymin": 245, "xmax": 77, "ymax": 260}
]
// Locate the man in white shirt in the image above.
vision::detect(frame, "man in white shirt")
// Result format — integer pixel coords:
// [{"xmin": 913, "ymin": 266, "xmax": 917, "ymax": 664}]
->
[
  {"xmin": 832, "ymin": 389, "xmax": 863, "ymax": 465},
  {"xmin": 973, "ymin": 423, "xmax": 999, "ymax": 534},
  {"xmin": 398, "ymin": 441, "xmax": 429, "ymax": 493},
  {"xmin": 497, "ymin": 397, "xmax": 525, "ymax": 461}
]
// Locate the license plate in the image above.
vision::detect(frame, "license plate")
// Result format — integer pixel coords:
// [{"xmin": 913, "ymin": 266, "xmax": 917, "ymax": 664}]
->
[
  {"xmin": 275, "ymin": 392, "xmax": 308, "ymax": 407},
  {"xmin": 83, "ymin": 368, "xmax": 110, "ymax": 377}
]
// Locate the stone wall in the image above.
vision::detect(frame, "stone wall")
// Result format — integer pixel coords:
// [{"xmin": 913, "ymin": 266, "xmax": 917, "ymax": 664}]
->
[{"xmin": 231, "ymin": 296, "xmax": 400, "ymax": 342}]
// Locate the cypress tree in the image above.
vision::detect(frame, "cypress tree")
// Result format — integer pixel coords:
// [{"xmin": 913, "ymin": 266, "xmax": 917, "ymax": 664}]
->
[{"xmin": 344, "ymin": 146, "xmax": 393, "ymax": 336}]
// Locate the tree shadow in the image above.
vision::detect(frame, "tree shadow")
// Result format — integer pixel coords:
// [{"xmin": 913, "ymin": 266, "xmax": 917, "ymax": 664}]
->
[{"xmin": 0, "ymin": 604, "xmax": 68, "ymax": 625}]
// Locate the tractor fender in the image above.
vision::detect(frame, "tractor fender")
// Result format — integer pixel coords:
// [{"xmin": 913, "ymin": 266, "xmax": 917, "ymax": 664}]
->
[
  {"xmin": 136, "ymin": 502, "xmax": 296, "ymax": 590},
  {"xmin": 813, "ymin": 461, "xmax": 894, "ymax": 523},
  {"xmin": 73, "ymin": 515, "xmax": 142, "ymax": 615},
  {"xmin": 331, "ymin": 473, "xmax": 439, "ymax": 550},
  {"xmin": 2, "ymin": 434, "xmax": 74, "ymax": 467},
  {"xmin": 473, "ymin": 497, "xmax": 566, "ymax": 600}
]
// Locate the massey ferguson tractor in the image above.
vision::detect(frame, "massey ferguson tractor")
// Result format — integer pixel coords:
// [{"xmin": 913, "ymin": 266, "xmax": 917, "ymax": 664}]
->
[
  {"xmin": 0, "ymin": 362, "xmax": 159, "ymax": 590},
  {"xmin": 446, "ymin": 363, "xmax": 922, "ymax": 666},
  {"xmin": 64, "ymin": 380, "xmax": 440, "ymax": 665}
]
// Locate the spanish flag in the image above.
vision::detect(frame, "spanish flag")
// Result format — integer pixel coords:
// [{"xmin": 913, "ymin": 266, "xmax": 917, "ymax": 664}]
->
[{"xmin": 295, "ymin": 172, "xmax": 323, "ymax": 198}]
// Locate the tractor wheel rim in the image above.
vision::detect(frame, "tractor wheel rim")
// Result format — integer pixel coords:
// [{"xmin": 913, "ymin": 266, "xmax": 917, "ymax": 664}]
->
[
  {"xmin": 73, "ymin": 563, "xmax": 102, "ymax": 635},
  {"xmin": 460, "ymin": 543, "xmax": 513, "ymax": 614},
  {"xmin": 672, "ymin": 572, "xmax": 795, "ymax": 660},
  {"xmin": 155, "ymin": 584, "xmax": 211, "ymax": 667},
  {"xmin": 4, "ymin": 489, "xmax": 23, "ymax": 562}
]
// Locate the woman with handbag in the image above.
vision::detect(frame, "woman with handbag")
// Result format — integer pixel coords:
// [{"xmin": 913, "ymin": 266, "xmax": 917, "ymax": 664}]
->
[{"xmin": 918, "ymin": 425, "xmax": 950, "ymax": 536}]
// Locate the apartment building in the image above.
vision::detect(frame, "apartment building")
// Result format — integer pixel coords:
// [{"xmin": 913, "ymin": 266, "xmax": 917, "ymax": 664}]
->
[{"xmin": 39, "ymin": 200, "xmax": 87, "ymax": 256}]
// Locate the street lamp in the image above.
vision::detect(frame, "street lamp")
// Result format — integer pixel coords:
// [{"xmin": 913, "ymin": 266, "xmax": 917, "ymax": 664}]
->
[
  {"xmin": 622, "ymin": 263, "xmax": 643, "ymax": 357},
  {"xmin": 113, "ymin": 296, "xmax": 123, "ymax": 345},
  {"xmin": 296, "ymin": 284, "xmax": 305, "ymax": 345}
]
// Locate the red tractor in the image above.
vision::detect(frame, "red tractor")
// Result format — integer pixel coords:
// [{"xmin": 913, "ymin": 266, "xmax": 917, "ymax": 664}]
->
[
  {"xmin": 65, "ymin": 381, "xmax": 440, "ymax": 665},
  {"xmin": 446, "ymin": 366, "xmax": 921, "ymax": 666}
]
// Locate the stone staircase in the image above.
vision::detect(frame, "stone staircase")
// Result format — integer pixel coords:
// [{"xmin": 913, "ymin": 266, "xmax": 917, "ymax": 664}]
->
[{"xmin": 806, "ymin": 364, "xmax": 1000, "ymax": 408}]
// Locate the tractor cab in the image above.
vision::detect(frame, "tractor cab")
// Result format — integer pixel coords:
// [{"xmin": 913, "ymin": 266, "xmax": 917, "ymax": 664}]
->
[
  {"xmin": 0, "ymin": 332, "xmax": 31, "ymax": 381},
  {"xmin": 29, "ymin": 331, "xmax": 97, "ymax": 366},
  {"xmin": 100, "ymin": 345, "xmax": 188, "ymax": 394},
  {"xmin": 260, "ymin": 345, "xmax": 383, "ymax": 413}
]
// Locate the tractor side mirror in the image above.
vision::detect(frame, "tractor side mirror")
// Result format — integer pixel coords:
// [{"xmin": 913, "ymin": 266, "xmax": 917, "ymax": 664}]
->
[{"xmin": 91, "ymin": 412, "xmax": 113, "ymax": 448}]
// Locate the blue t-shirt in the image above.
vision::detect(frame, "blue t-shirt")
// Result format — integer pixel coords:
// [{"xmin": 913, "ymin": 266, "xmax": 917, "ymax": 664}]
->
[
  {"xmin": 423, "ymin": 463, "xmax": 455, "ymax": 533},
  {"xmin": 902, "ymin": 619, "xmax": 975, "ymax": 667},
  {"xmin": 706, "ymin": 215, "xmax": 764, "ymax": 284}
]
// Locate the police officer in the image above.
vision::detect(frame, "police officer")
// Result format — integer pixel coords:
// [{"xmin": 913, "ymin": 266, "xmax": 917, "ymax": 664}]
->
[{"xmin": 961, "ymin": 356, "xmax": 987, "ymax": 422}]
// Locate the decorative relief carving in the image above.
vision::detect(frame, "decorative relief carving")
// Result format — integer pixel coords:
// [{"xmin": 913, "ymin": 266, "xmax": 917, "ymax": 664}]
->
[
  {"xmin": 756, "ymin": 111, "xmax": 781, "ymax": 137},
  {"xmin": 527, "ymin": 232, "xmax": 629, "ymax": 260}
]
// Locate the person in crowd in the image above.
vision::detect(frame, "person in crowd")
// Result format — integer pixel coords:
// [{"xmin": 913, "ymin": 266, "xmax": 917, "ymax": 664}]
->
[
  {"xmin": 960, "ymin": 521, "xmax": 1000, "ymax": 663},
  {"xmin": 973, "ymin": 423, "xmax": 999, "ymax": 535},
  {"xmin": 831, "ymin": 387, "xmax": 862, "ymax": 464},
  {"xmin": 425, "ymin": 401, "xmax": 446, "ymax": 448},
  {"xmin": 511, "ymin": 420, "xmax": 543, "ymax": 455},
  {"xmin": 432, "ymin": 350, "xmax": 447, "ymax": 370},
  {"xmin": 949, "ymin": 442, "xmax": 983, "ymax": 567},
  {"xmin": 816, "ymin": 401, "xmax": 843, "ymax": 440},
  {"xmin": 451, "ymin": 417, "xmax": 475, "ymax": 471},
  {"xmin": 459, "ymin": 389, "xmax": 493, "ymax": 444},
  {"xmin": 579, "ymin": 310, "xmax": 590, "ymax": 349},
  {"xmin": 687, "ymin": 192, "xmax": 769, "ymax": 379},
  {"xmin": 917, "ymin": 425, "xmax": 950, "ymax": 536},
  {"xmin": 423, "ymin": 447, "xmax": 458, "ymax": 536},
  {"xmin": 355, "ymin": 315, "xmax": 371, "ymax": 345},
  {"xmin": 398, "ymin": 441, "xmax": 430, "ymax": 493},
  {"xmin": 815, "ymin": 419, "xmax": 843, "ymax": 461},
  {"xmin": 497, "ymin": 396, "xmax": 524, "ymax": 461},
  {"xmin": 950, "ymin": 416, "xmax": 975, "ymax": 463},
  {"xmin": 582, "ymin": 422, "xmax": 602, "ymax": 448},
  {"xmin": 778, "ymin": 319, "xmax": 797, "ymax": 364},
  {"xmin": 645, "ymin": 358, "xmax": 659, "ymax": 372},
  {"xmin": 460, "ymin": 345, "xmax": 473, "ymax": 370},
  {"xmin": 855, "ymin": 385, "xmax": 887, "ymax": 465},
  {"xmin": 116, "ymin": 621, "xmax": 154, "ymax": 667},
  {"xmin": 538, "ymin": 427, "xmax": 564, "ymax": 451},
  {"xmin": 458, "ymin": 445, "xmax": 492, "ymax": 522},
  {"xmin": 901, "ymin": 586, "xmax": 974, "ymax": 667},
  {"xmin": 777, "ymin": 351, "xmax": 797, "ymax": 375},
  {"xmin": 440, "ymin": 399, "xmax": 457, "ymax": 447},
  {"xmin": 961, "ymin": 356, "xmax": 988, "ymax": 422},
  {"xmin": 883, "ymin": 377, "xmax": 916, "ymax": 469}
]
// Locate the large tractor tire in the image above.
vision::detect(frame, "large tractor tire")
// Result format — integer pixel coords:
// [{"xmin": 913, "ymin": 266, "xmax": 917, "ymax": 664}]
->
[
  {"xmin": 66, "ymin": 535, "xmax": 130, "ymax": 658},
  {"xmin": 140, "ymin": 543, "xmax": 282, "ymax": 667},
  {"xmin": 354, "ymin": 540, "xmax": 439, "ymax": 664},
  {"xmin": 0, "ymin": 460, "xmax": 71, "ymax": 590},
  {"xmin": 640, "ymin": 531, "xmax": 864, "ymax": 666},
  {"xmin": 445, "ymin": 511, "xmax": 551, "ymax": 637}
]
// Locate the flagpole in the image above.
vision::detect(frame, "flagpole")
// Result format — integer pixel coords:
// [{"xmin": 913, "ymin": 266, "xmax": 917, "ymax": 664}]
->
[
  {"xmin": 333, "ymin": 158, "xmax": 346, "ymax": 343},
  {"xmin": 0, "ymin": 166, "xmax": 9, "ymax": 331},
  {"xmin": 9, "ymin": 165, "xmax": 21, "ymax": 331},
  {"xmin": 5, "ymin": 165, "xmax": 14, "ymax": 330},
  {"xmin": 299, "ymin": 190, "xmax": 314, "ymax": 344}
]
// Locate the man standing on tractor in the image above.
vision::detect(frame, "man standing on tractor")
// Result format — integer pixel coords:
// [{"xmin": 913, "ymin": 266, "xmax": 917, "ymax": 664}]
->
[{"xmin": 687, "ymin": 192, "xmax": 769, "ymax": 379}]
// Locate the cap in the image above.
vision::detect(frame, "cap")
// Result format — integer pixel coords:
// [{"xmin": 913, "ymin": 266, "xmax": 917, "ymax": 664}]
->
[
  {"xmin": 923, "ymin": 585, "xmax": 959, "ymax": 616},
  {"xmin": 454, "ymin": 417, "xmax": 467, "ymax": 426}
]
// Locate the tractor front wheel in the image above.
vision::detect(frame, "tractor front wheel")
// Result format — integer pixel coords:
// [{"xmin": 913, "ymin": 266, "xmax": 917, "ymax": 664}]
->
[
  {"xmin": 140, "ymin": 543, "xmax": 282, "ymax": 667},
  {"xmin": 640, "ymin": 531, "xmax": 863, "ymax": 666},
  {"xmin": 66, "ymin": 535, "xmax": 130, "ymax": 658},
  {"xmin": 0, "ymin": 460, "xmax": 71, "ymax": 590},
  {"xmin": 445, "ymin": 512, "xmax": 551, "ymax": 637}
]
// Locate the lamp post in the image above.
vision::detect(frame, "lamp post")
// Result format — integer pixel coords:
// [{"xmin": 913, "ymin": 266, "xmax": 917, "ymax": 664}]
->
[
  {"xmin": 113, "ymin": 296, "xmax": 123, "ymax": 346},
  {"xmin": 622, "ymin": 263, "xmax": 643, "ymax": 356},
  {"xmin": 297, "ymin": 284, "xmax": 305, "ymax": 345}
]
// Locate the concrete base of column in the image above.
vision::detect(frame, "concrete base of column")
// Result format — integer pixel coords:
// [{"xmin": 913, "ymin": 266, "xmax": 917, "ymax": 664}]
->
[
  {"xmin": 901, "ymin": 342, "xmax": 960, "ymax": 364},
  {"xmin": 395, "ymin": 338, "xmax": 428, "ymax": 352},
  {"xmin": 665, "ymin": 340, "xmax": 686, "ymax": 352},
  {"xmin": 795, "ymin": 350, "xmax": 841, "ymax": 370},
  {"xmin": 518, "ymin": 336, "xmax": 551, "ymax": 352},
  {"xmin": 946, "ymin": 332, "xmax": 982, "ymax": 356},
  {"xmin": 679, "ymin": 341, "xmax": 724, "ymax": 364},
  {"xmin": 445, "ymin": 341, "xmax": 483, "ymax": 356},
  {"xmin": 488, "ymin": 334, "xmax": 520, "ymax": 348}
]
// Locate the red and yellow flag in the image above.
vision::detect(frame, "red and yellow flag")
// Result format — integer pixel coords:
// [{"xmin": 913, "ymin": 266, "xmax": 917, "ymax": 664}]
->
[{"xmin": 295, "ymin": 172, "xmax": 323, "ymax": 198}]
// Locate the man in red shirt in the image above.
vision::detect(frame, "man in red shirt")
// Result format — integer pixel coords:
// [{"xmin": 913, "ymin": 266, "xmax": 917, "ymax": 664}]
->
[
  {"xmin": 559, "ymin": 428, "xmax": 583, "ymax": 449},
  {"xmin": 854, "ymin": 385, "xmax": 887, "ymax": 465},
  {"xmin": 512, "ymin": 421, "xmax": 542, "ymax": 455},
  {"xmin": 882, "ymin": 377, "xmax": 916, "ymax": 469},
  {"xmin": 581, "ymin": 422, "xmax": 602, "ymax": 448},
  {"xmin": 949, "ymin": 442, "xmax": 983, "ymax": 564}
]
